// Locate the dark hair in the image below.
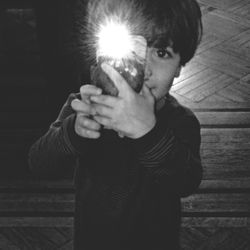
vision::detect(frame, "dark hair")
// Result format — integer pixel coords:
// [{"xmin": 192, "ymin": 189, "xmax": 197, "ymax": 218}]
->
[
  {"xmin": 140, "ymin": 0, "xmax": 203, "ymax": 66},
  {"xmin": 78, "ymin": 0, "xmax": 202, "ymax": 66}
]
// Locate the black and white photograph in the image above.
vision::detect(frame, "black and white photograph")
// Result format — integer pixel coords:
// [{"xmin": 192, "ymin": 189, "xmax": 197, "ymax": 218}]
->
[{"xmin": 0, "ymin": 0, "xmax": 249, "ymax": 249}]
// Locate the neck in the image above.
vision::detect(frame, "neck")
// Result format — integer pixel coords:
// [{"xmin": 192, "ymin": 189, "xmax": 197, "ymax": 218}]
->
[{"xmin": 156, "ymin": 95, "xmax": 168, "ymax": 111}]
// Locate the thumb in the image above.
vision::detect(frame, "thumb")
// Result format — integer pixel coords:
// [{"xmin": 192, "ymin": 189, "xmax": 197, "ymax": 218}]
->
[
  {"xmin": 141, "ymin": 84, "xmax": 155, "ymax": 102},
  {"xmin": 101, "ymin": 63, "xmax": 130, "ymax": 97}
]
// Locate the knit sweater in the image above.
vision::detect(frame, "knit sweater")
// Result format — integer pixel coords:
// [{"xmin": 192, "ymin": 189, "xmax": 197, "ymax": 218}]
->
[{"xmin": 29, "ymin": 93, "xmax": 202, "ymax": 250}]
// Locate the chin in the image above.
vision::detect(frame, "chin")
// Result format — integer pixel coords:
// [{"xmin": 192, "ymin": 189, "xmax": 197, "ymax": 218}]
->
[{"xmin": 152, "ymin": 90, "xmax": 164, "ymax": 101}]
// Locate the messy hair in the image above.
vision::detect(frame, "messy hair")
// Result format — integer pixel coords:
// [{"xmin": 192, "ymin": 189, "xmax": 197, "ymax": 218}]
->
[
  {"xmin": 76, "ymin": 0, "xmax": 202, "ymax": 66},
  {"xmin": 140, "ymin": 0, "xmax": 203, "ymax": 65}
]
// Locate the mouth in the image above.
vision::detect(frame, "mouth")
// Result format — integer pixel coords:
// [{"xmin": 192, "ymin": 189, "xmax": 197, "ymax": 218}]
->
[{"xmin": 149, "ymin": 87, "xmax": 156, "ymax": 97}]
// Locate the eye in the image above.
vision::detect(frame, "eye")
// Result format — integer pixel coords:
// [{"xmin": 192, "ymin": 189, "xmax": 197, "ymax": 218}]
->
[{"xmin": 156, "ymin": 48, "xmax": 172, "ymax": 59}]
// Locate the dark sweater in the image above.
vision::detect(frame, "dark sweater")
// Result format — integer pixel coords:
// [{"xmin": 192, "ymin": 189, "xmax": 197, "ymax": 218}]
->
[{"xmin": 29, "ymin": 93, "xmax": 202, "ymax": 250}]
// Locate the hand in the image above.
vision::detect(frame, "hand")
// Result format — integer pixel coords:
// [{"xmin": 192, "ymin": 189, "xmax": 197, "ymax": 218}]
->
[
  {"xmin": 71, "ymin": 85, "xmax": 102, "ymax": 139},
  {"xmin": 90, "ymin": 63, "xmax": 156, "ymax": 139}
]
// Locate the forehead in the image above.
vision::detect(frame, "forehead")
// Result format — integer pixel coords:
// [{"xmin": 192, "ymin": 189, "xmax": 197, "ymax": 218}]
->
[{"xmin": 142, "ymin": 20, "xmax": 175, "ymax": 49}]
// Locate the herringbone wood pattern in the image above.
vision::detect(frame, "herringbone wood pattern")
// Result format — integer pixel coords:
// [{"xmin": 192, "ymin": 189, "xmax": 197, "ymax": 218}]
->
[
  {"xmin": 0, "ymin": 0, "xmax": 249, "ymax": 249},
  {"xmin": 171, "ymin": 0, "xmax": 250, "ymax": 110}
]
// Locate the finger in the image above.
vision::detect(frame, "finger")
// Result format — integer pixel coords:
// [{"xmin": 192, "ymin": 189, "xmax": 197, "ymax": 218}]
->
[
  {"xmin": 141, "ymin": 84, "xmax": 155, "ymax": 103},
  {"xmin": 118, "ymin": 132, "xmax": 125, "ymax": 138},
  {"xmin": 78, "ymin": 115, "xmax": 101, "ymax": 131},
  {"xmin": 90, "ymin": 94, "xmax": 118, "ymax": 108},
  {"xmin": 101, "ymin": 63, "xmax": 131, "ymax": 97},
  {"xmin": 93, "ymin": 115, "xmax": 112, "ymax": 128},
  {"xmin": 92, "ymin": 103, "xmax": 113, "ymax": 118},
  {"xmin": 80, "ymin": 85, "xmax": 102, "ymax": 103},
  {"xmin": 75, "ymin": 126, "xmax": 101, "ymax": 139},
  {"xmin": 71, "ymin": 99, "xmax": 96, "ymax": 115},
  {"xmin": 80, "ymin": 84, "xmax": 102, "ymax": 96}
]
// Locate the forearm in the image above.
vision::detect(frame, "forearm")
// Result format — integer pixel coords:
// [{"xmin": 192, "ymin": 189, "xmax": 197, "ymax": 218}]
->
[
  {"xmin": 143, "ymin": 139, "xmax": 202, "ymax": 197},
  {"xmin": 28, "ymin": 93, "xmax": 85, "ymax": 177},
  {"xmin": 132, "ymin": 115, "xmax": 202, "ymax": 197},
  {"xmin": 28, "ymin": 115, "xmax": 78, "ymax": 176}
]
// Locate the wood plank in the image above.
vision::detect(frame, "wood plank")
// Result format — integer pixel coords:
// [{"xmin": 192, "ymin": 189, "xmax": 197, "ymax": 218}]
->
[
  {"xmin": 182, "ymin": 193, "xmax": 250, "ymax": 213},
  {"xmin": 198, "ymin": 0, "xmax": 245, "ymax": 10},
  {"xmin": 0, "ymin": 217, "xmax": 250, "ymax": 229},
  {"xmin": 171, "ymin": 68, "xmax": 221, "ymax": 94},
  {"xmin": 173, "ymin": 61, "xmax": 207, "ymax": 85},
  {"xmin": 0, "ymin": 193, "xmax": 74, "ymax": 212},
  {"xmin": 200, "ymin": 179, "xmax": 250, "ymax": 189},
  {"xmin": 202, "ymin": 9, "xmax": 248, "ymax": 39},
  {"xmin": 0, "ymin": 217, "xmax": 73, "ymax": 227},
  {"xmin": 217, "ymin": 82, "xmax": 250, "ymax": 103},
  {"xmin": 180, "ymin": 226, "xmax": 250, "ymax": 250},
  {"xmin": 0, "ymin": 217, "xmax": 250, "ymax": 228},
  {"xmin": 0, "ymin": 227, "xmax": 57, "ymax": 249},
  {"xmin": 195, "ymin": 112, "xmax": 250, "ymax": 127},
  {"xmin": 193, "ymin": 47, "xmax": 250, "ymax": 79},
  {"xmin": 217, "ymin": 31, "xmax": 250, "ymax": 62},
  {"xmin": 229, "ymin": 0, "xmax": 250, "ymax": 19},
  {"xmin": 196, "ymin": 33, "xmax": 222, "ymax": 54},
  {"xmin": 57, "ymin": 240, "xmax": 74, "ymax": 250},
  {"xmin": 184, "ymin": 73, "xmax": 236, "ymax": 102},
  {"xmin": 242, "ymin": 74, "xmax": 250, "ymax": 84},
  {"xmin": 0, "ymin": 178, "xmax": 249, "ymax": 192},
  {"xmin": 0, "ymin": 192, "xmax": 249, "ymax": 214},
  {"xmin": 0, "ymin": 232, "xmax": 19, "ymax": 249},
  {"xmin": 0, "ymin": 179, "xmax": 74, "ymax": 190},
  {"xmin": 181, "ymin": 217, "xmax": 250, "ymax": 227},
  {"xmin": 213, "ymin": 8, "xmax": 250, "ymax": 27},
  {"xmin": 29, "ymin": 227, "xmax": 69, "ymax": 247},
  {"xmin": 201, "ymin": 128, "xmax": 250, "ymax": 144},
  {"xmin": 200, "ymin": 128, "xmax": 250, "ymax": 179},
  {"xmin": 171, "ymin": 91, "xmax": 250, "ymax": 110},
  {"xmin": 202, "ymin": 157, "xmax": 250, "ymax": 179}
]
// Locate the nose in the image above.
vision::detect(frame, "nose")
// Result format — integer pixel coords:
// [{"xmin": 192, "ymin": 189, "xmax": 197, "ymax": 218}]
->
[
  {"xmin": 144, "ymin": 50, "xmax": 152, "ymax": 80},
  {"xmin": 144, "ymin": 64, "xmax": 152, "ymax": 81}
]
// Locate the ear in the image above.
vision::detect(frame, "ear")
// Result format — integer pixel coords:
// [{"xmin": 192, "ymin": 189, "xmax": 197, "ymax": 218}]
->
[{"xmin": 174, "ymin": 65, "xmax": 182, "ymax": 78}]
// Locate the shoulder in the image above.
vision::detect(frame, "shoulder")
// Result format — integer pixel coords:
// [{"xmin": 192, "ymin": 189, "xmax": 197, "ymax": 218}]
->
[
  {"xmin": 51, "ymin": 92, "xmax": 81, "ymax": 126},
  {"xmin": 159, "ymin": 94, "xmax": 200, "ymax": 129}
]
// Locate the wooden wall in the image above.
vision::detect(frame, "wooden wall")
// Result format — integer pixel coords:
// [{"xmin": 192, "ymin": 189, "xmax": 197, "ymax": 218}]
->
[{"xmin": 0, "ymin": 0, "xmax": 250, "ymax": 249}]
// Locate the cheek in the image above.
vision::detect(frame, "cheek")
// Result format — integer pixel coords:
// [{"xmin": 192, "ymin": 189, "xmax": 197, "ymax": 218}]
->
[
  {"xmin": 157, "ymin": 70, "xmax": 174, "ymax": 88},
  {"xmin": 153, "ymin": 71, "xmax": 175, "ymax": 96}
]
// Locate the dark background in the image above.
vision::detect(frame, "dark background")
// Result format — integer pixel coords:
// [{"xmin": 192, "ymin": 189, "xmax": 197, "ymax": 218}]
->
[{"xmin": 0, "ymin": 0, "xmax": 88, "ymax": 179}]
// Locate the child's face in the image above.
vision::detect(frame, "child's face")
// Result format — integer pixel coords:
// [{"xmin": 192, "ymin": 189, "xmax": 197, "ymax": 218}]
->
[{"xmin": 144, "ymin": 46, "xmax": 181, "ymax": 105}]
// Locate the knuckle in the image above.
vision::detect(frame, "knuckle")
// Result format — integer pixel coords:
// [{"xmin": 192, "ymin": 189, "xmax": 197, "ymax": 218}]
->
[
  {"xmin": 71, "ymin": 99, "xmax": 79, "ymax": 109},
  {"xmin": 84, "ymin": 129, "xmax": 90, "ymax": 137},
  {"xmin": 95, "ymin": 106, "xmax": 103, "ymax": 115},
  {"xmin": 82, "ymin": 118, "xmax": 89, "ymax": 127},
  {"xmin": 80, "ymin": 84, "xmax": 90, "ymax": 92}
]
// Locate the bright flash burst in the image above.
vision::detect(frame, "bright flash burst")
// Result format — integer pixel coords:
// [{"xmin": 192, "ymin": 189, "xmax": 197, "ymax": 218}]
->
[{"xmin": 97, "ymin": 20, "xmax": 134, "ymax": 60}]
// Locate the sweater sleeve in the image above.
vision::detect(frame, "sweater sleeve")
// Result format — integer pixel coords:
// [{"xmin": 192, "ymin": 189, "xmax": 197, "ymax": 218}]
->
[
  {"xmin": 131, "ymin": 111, "xmax": 202, "ymax": 197},
  {"xmin": 28, "ymin": 93, "xmax": 90, "ymax": 177}
]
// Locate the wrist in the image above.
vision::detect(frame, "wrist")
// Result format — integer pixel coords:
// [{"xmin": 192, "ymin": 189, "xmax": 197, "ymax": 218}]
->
[{"xmin": 132, "ymin": 115, "xmax": 156, "ymax": 139}]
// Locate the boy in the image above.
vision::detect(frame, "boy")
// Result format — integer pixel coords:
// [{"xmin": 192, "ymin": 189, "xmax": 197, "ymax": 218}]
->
[{"xmin": 29, "ymin": 0, "xmax": 203, "ymax": 249}]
